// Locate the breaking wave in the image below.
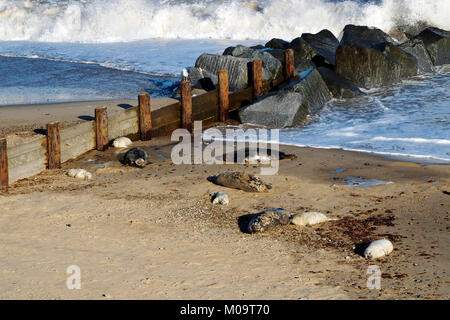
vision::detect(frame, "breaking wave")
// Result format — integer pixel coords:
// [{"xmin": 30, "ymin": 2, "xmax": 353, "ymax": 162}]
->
[{"xmin": 0, "ymin": 0, "xmax": 449, "ymax": 42}]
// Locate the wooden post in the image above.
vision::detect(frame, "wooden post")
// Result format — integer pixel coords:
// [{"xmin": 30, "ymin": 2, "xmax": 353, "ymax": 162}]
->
[
  {"xmin": 0, "ymin": 138, "xmax": 8, "ymax": 192},
  {"xmin": 252, "ymin": 59, "xmax": 263, "ymax": 99},
  {"xmin": 284, "ymin": 48, "xmax": 295, "ymax": 80},
  {"xmin": 138, "ymin": 92, "xmax": 152, "ymax": 141},
  {"xmin": 95, "ymin": 107, "xmax": 108, "ymax": 151},
  {"xmin": 180, "ymin": 80, "xmax": 192, "ymax": 132},
  {"xmin": 218, "ymin": 69, "xmax": 229, "ymax": 122},
  {"xmin": 46, "ymin": 122, "xmax": 61, "ymax": 169}
]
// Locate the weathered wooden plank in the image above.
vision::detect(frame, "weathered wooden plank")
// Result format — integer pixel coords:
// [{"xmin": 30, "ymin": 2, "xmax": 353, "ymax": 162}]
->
[
  {"xmin": 252, "ymin": 59, "xmax": 263, "ymax": 98},
  {"xmin": 192, "ymin": 90, "xmax": 219, "ymax": 115},
  {"xmin": 180, "ymin": 80, "xmax": 192, "ymax": 132},
  {"xmin": 60, "ymin": 121, "xmax": 96, "ymax": 163},
  {"xmin": 229, "ymin": 87, "xmax": 253, "ymax": 111},
  {"xmin": 95, "ymin": 107, "xmax": 108, "ymax": 151},
  {"xmin": 284, "ymin": 49, "xmax": 295, "ymax": 80},
  {"xmin": 7, "ymin": 135, "xmax": 47, "ymax": 183},
  {"xmin": 0, "ymin": 138, "xmax": 8, "ymax": 192},
  {"xmin": 47, "ymin": 121, "xmax": 61, "ymax": 169},
  {"xmin": 108, "ymin": 107, "xmax": 139, "ymax": 140},
  {"xmin": 218, "ymin": 69, "xmax": 229, "ymax": 121},
  {"xmin": 138, "ymin": 93, "xmax": 152, "ymax": 141},
  {"xmin": 151, "ymin": 102, "xmax": 181, "ymax": 129}
]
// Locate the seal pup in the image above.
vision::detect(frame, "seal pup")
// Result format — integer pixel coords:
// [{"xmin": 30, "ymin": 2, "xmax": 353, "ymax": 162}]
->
[
  {"xmin": 290, "ymin": 212, "xmax": 336, "ymax": 226},
  {"xmin": 124, "ymin": 147, "xmax": 148, "ymax": 168},
  {"xmin": 364, "ymin": 239, "xmax": 394, "ymax": 259},
  {"xmin": 211, "ymin": 192, "xmax": 229, "ymax": 205},
  {"xmin": 112, "ymin": 137, "xmax": 132, "ymax": 148},
  {"xmin": 67, "ymin": 168, "xmax": 92, "ymax": 180},
  {"xmin": 208, "ymin": 171, "xmax": 272, "ymax": 192},
  {"xmin": 223, "ymin": 147, "xmax": 297, "ymax": 163}
]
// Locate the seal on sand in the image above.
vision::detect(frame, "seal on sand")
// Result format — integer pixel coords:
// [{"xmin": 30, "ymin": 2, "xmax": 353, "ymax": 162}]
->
[
  {"xmin": 67, "ymin": 168, "xmax": 92, "ymax": 180},
  {"xmin": 124, "ymin": 147, "xmax": 148, "ymax": 168},
  {"xmin": 112, "ymin": 137, "xmax": 132, "ymax": 148},
  {"xmin": 290, "ymin": 211, "xmax": 336, "ymax": 226},
  {"xmin": 224, "ymin": 148, "xmax": 297, "ymax": 163},
  {"xmin": 363, "ymin": 239, "xmax": 394, "ymax": 259},
  {"xmin": 208, "ymin": 171, "xmax": 272, "ymax": 192}
]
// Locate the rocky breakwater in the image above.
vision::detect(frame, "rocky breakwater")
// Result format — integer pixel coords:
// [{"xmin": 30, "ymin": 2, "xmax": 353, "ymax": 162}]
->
[{"xmin": 238, "ymin": 68, "xmax": 331, "ymax": 128}]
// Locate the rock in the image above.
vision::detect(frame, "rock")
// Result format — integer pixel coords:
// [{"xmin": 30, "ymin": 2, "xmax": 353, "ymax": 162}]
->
[
  {"xmin": 388, "ymin": 28, "xmax": 409, "ymax": 43},
  {"xmin": 288, "ymin": 37, "xmax": 317, "ymax": 73},
  {"xmin": 238, "ymin": 68, "xmax": 331, "ymax": 128},
  {"xmin": 363, "ymin": 239, "xmax": 394, "ymax": 259},
  {"xmin": 414, "ymin": 27, "xmax": 450, "ymax": 65},
  {"xmin": 211, "ymin": 192, "xmax": 229, "ymax": 205},
  {"xmin": 339, "ymin": 24, "xmax": 395, "ymax": 48},
  {"xmin": 112, "ymin": 137, "xmax": 132, "ymax": 148},
  {"xmin": 335, "ymin": 25, "xmax": 412, "ymax": 88},
  {"xmin": 195, "ymin": 53, "xmax": 252, "ymax": 90},
  {"xmin": 317, "ymin": 67, "xmax": 365, "ymax": 98},
  {"xmin": 300, "ymin": 29, "xmax": 339, "ymax": 66},
  {"xmin": 399, "ymin": 39, "xmax": 434, "ymax": 73},
  {"xmin": 265, "ymin": 38, "xmax": 290, "ymax": 49},
  {"xmin": 187, "ymin": 67, "xmax": 218, "ymax": 91},
  {"xmin": 223, "ymin": 45, "xmax": 283, "ymax": 83},
  {"xmin": 336, "ymin": 45, "xmax": 403, "ymax": 88},
  {"xmin": 374, "ymin": 42, "xmax": 418, "ymax": 78},
  {"xmin": 290, "ymin": 211, "xmax": 334, "ymax": 226},
  {"xmin": 67, "ymin": 168, "xmax": 92, "ymax": 180},
  {"xmin": 207, "ymin": 171, "xmax": 272, "ymax": 192},
  {"xmin": 247, "ymin": 209, "xmax": 291, "ymax": 233},
  {"xmin": 124, "ymin": 147, "xmax": 148, "ymax": 168}
]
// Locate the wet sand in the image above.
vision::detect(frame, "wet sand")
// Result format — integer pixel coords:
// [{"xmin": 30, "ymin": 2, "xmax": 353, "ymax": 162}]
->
[{"xmin": 0, "ymin": 135, "xmax": 448, "ymax": 299}]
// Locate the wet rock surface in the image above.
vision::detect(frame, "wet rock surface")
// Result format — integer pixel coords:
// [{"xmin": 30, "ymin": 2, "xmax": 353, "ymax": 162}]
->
[{"xmin": 239, "ymin": 68, "xmax": 330, "ymax": 128}]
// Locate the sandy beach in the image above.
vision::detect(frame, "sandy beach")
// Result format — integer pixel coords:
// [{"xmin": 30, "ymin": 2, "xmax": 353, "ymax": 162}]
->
[{"xmin": 0, "ymin": 104, "xmax": 448, "ymax": 299}]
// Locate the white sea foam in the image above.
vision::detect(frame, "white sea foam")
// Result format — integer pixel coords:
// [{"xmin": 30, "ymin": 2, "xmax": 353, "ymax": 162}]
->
[
  {"xmin": 372, "ymin": 137, "xmax": 450, "ymax": 145},
  {"xmin": 0, "ymin": 0, "xmax": 449, "ymax": 43}
]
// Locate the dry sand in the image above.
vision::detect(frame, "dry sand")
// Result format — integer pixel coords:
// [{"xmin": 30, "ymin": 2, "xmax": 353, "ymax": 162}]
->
[{"xmin": 0, "ymin": 134, "xmax": 448, "ymax": 299}]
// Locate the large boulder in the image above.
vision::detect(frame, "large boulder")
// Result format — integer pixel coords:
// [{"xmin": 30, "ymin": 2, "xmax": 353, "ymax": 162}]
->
[
  {"xmin": 338, "ymin": 24, "xmax": 395, "ymax": 47},
  {"xmin": 195, "ymin": 53, "xmax": 252, "ymax": 90},
  {"xmin": 414, "ymin": 27, "xmax": 450, "ymax": 65},
  {"xmin": 265, "ymin": 38, "xmax": 290, "ymax": 49},
  {"xmin": 188, "ymin": 67, "xmax": 218, "ymax": 91},
  {"xmin": 317, "ymin": 67, "xmax": 365, "ymax": 98},
  {"xmin": 300, "ymin": 29, "xmax": 339, "ymax": 66},
  {"xmin": 238, "ymin": 68, "xmax": 331, "ymax": 128},
  {"xmin": 335, "ymin": 25, "xmax": 409, "ymax": 88},
  {"xmin": 288, "ymin": 37, "xmax": 320, "ymax": 72},
  {"xmin": 223, "ymin": 45, "xmax": 283, "ymax": 82},
  {"xmin": 399, "ymin": 39, "xmax": 434, "ymax": 73},
  {"xmin": 375, "ymin": 42, "xmax": 419, "ymax": 78}
]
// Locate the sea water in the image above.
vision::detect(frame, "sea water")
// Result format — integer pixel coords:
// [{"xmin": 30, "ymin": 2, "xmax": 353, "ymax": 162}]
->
[{"xmin": 0, "ymin": 0, "xmax": 449, "ymax": 163}]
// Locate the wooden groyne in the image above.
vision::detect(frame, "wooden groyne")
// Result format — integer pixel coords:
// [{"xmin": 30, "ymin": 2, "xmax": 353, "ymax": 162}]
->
[{"xmin": 0, "ymin": 49, "xmax": 296, "ymax": 192}]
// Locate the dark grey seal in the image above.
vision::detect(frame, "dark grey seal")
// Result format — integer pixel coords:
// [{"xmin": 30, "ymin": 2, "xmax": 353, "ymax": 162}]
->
[{"xmin": 124, "ymin": 147, "xmax": 148, "ymax": 168}]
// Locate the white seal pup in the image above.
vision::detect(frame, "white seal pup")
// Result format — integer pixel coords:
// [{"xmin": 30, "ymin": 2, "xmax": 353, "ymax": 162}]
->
[
  {"xmin": 112, "ymin": 137, "xmax": 132, "ymax": 148},
  {"xmin": 290, "ymin": 211, "xmax": 335, "ymax": 226},
  {"xmin": 364, "ymin": 239, "xmax": 394, "ymax": 259},
  {"xmin": 124, "ymin": 147, "xmax": 148, "ymax": 168},
  {"xmin": 211, "ymin": 192, "xmax": 229, "ymax": 205},
  {"xmin": 67, "ymin": 168, "xmax": 92, "ymax": 180}
]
